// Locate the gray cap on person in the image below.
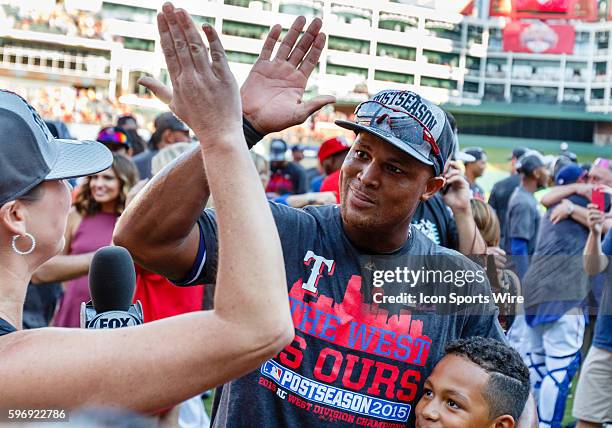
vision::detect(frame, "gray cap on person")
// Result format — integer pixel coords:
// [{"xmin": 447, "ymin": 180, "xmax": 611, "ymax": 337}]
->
[
  {"xmin": 462, "ymin": 147, "xmax": 487, "ymax": 163},
  {"xmin": 0, "ymin": 90, "xmax": 113, "ymax": 206},
  {"xmin": 516, "ymin": 152, "xmax": 545, "ymax": 176},
  {"xmin": 155, "ymin": 111, "xmax": 189, "ymax": 133},
  {"xmin": 335, "ymin": 90, "xmax": 454, "ymax": 176}
]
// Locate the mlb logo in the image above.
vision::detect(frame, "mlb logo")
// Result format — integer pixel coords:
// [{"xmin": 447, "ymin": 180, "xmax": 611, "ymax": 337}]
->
[{"xmin": 271, "ymin": 366, "xmax": 282, "ymax": 382}]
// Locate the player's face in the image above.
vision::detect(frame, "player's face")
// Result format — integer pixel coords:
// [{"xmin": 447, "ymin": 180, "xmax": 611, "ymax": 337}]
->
[
  {"xmin": 415, "ymin": 355, "xmax": 496, "ymax": 428},
  {"xmin": 589, "ymin": 166, "xmax": 612, "ymax": 186},
  {"xmin": 474, "ymin": 159, "xmax": 487, "ymax": 177},
  {"xmin": 340, "ymin": 132, "xmax": 440, "ymax": 237},
  {"xmin": 535, "ymin": 166, "xmax": 550, "ymax": 188}
]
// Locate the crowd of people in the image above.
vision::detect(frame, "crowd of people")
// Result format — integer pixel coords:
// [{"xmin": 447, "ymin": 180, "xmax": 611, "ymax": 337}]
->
[
  {"xmin": 11, "ymin": 86, "xmax": 129, "ymax": 125},
  {"xmin": 0, "ymin": 3, "xmax": 610, "ymax": 428},
  {"xmin": 2, "ymin": 1, "xmax": 109, "ymax": 40}
]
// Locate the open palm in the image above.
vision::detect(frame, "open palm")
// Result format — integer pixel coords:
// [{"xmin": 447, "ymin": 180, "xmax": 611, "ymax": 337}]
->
[
  {"xmin": 139, "ymin": 16, "xmax": 334, "ymax": 136},
  {"xmin": 241, "ymin": 17, "xmax": 335, "ymax": 134}
]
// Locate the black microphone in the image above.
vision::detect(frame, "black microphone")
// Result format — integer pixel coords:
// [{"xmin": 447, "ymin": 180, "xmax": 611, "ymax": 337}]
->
[
  {"xmin": 90, "ymin": 246, "xmax": 136, "ymax": 312},
  {"xmin": 80, "ymin": 246, "xmax": 144, "ymax": 329}
]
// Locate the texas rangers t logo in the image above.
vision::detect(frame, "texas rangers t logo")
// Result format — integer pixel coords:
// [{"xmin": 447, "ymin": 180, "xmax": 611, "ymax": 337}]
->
[{"xmin": 302, "ymin": 250, "xmax": 335, "ymax": 294}]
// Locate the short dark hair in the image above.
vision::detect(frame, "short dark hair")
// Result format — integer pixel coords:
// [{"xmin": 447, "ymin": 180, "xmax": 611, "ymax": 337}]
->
[
  {"xmin": 444, "ymin": 110, "xmax": 457, "ymax": 132},
  {"xmin": 445, "ymin": 337, "xmax": 530, "ymax": 422},
  {"xmin": 117, "ymin": 115, "xmax": 137, "ymax": 128}
]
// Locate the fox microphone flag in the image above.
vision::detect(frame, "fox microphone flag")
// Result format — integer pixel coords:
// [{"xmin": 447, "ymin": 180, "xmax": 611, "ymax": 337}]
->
[{"xmin": 80, "ymin": 246, "xmax": 144, "ymax": 329}]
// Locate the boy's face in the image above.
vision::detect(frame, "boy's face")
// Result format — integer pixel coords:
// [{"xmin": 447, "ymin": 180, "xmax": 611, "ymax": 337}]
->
[{"xmin": 415, "ymin": 354, "xmax": 505, "ymax": 428}]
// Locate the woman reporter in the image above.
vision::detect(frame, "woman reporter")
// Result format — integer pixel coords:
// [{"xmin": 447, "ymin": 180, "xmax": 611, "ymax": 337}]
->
[
  {"xmin": 0, "ymin": 7, "xmax": 293, "ymax": 412},
  {"xmin": 52, "ymin": 154, "xmax": 138, "ymax": 327}
]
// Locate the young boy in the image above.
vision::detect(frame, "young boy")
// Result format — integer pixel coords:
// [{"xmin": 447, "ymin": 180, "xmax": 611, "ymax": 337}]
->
[{"xmin": 416, "ymin": 337, "xmax": 530, "ymax": 428}]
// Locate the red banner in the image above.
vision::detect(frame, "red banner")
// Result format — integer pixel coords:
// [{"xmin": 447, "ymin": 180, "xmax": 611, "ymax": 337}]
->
[
  {"xmin": 503, "ymin": 21, "xmax": 575, "ymax": 54},
  {"xmin": 515, "ymin": 0, "xmax": 570, "ymax": 13},
  {"xmin": 490, "ymin": 0, "xmax": 513, "ymax": 16},
  {"xmin": 510, "ymin": 0, "xmax": 598, "ymax": 19}
]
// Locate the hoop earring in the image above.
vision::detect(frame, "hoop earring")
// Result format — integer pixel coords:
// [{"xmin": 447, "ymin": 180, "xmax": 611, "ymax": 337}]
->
[{"xmin": 11, "ymin": 233, "xmax": 36, "ymax": 255}]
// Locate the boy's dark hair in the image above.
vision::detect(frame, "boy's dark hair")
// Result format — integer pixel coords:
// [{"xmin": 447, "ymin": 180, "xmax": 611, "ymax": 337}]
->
[{"xmin": 445, "ymin": 337, "xmax": 530, "ymax": 422}]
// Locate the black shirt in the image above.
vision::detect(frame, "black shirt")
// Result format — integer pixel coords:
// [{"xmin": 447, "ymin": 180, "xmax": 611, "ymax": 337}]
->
[
  {"xmin": 201, "ymin": 203, "xmax": 503, "ymax": 427},
  {"xmin": 0, "ymin": 317, "xmax": 17, "ymax": 336},
  {"xmin": 23, "ymin": 282, "xmax": 62, "ymax": 329},
  {"xmin": 488, "ymin": 174, "xmax": 520, "ymax": 249},
  {"xmin": 411, "ymin": 193, "xmax": 459, "ymax": 251}
]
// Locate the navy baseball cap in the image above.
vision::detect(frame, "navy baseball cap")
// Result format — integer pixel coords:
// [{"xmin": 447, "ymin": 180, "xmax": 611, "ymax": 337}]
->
[
  {"xmin": 462, "ymin": 147, "xmax": 487, "ymax": 163},
  {"xmin": 508, "ymin": 147, "xmax": 528, "ymax": 160},
  {"xmin": 0, "ymin": 90, "xmax": 113, "ymax": 206},
  {"xmin": 555, "ymin": 164, "xmax": 587, "ymax": 185},
  {"xmin": 335, "ymin": 90, "xmax": 454, "ymax": 176},
  {"xmin": 269, "ymin": 139, "xmax": 288, "ymax": 162}
]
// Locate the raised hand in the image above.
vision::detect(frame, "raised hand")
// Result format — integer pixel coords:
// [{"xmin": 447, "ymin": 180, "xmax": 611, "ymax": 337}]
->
[
  {"xmin": 140, "ymin": 14, "xmax": 335, "ymax": 137},
  {"xmin": 442, "ymin": 161, "xmax": 470, "ymax": 212},
  {"xmin": 240, "ymin": 16, "xmax": 335, "ymax": 135},
  {"xmin": 586, "ymin": 203, "xmax": 605, "ymax": 234},
  {"xmin": 145, "ymin": 3, "xmax": 242, "ymax": 146}
]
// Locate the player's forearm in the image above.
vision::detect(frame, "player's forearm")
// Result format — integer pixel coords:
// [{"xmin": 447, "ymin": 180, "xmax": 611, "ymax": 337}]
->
[
  {"xmin": 569, "ymin": 205, "xmax": 589, "ymax": 227},
  {"xmin": 201, "ymin": 132, "xmax": 291, "ymax": 336},
  {"xmin": 31, "ymin": 253, "xmax": 93, "ymax": 284},
  {"xmin": 583, "ymin": 229, "xmax": 608, "ymax": 275},
  {"xmin": 541, "ymin": 184, "xmax": 577, "ymax": 208},
  {"xmin": 114, "ymin": 147, "xmax": 209, "ymax": 263},
  {"xmin": 0, "ymin": 312, "xmax": 290, "ymax": 413}
]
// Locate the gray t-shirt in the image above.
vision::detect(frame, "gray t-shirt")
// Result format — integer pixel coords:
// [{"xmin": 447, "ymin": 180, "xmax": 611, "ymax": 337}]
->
[
  {"xmin": 132, "ymin": 149, "xmax": 158, "ymax": 180},
  {"xmin": 189, "ymin": 203, "xmax": 503, "ymax": 427},
  {"xmin": 506, "ymin": 186, "xmax": 540, "ymax": 255}
]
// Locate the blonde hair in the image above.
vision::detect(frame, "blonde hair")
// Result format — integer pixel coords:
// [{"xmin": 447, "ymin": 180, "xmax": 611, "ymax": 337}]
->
[
  {"xmin": 151, "ymin": 142, "xmax": 196, "ymax": 176},
  {"xmin": 470, "ymin": 199, "xmax": 501, "ymax": 247}
]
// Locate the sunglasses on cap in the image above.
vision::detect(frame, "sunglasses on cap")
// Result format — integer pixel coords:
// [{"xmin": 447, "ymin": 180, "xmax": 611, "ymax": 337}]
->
[{"xmin": 354, "ymin": 100, "xmax": 441, "ymax": 156}]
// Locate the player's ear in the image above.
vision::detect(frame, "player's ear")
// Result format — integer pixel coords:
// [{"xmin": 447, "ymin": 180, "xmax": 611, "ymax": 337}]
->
[
  {"xmin": 492, "ymin": 414, "xmax": 515, "ymax": 428},
  {"xmin": 420, "ymin": 176, "xmax": 444, "ymax": 202}
]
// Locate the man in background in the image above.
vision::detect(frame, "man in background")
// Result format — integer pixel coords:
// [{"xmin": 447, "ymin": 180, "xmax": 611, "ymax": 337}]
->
[
  {"xmin": 521, "ymin": 164, "xmax": 592, "ymax": 428},
  {"xmin": 489, "ymin": 147, "xmax": 528, "ymax": 250},
  {"xmin": 291, "ymin": 144, "xmax": 305, "ymax": 164},
  {"xmin": 266, "ymin": 139, "xmax": 308, "ymax": 195},
  {"xmin": 117, "ymin": 114, "xmax": 146, "ymax": 156},
  {"xmin": 132, "ymin": 112, "xmax": 190, "ymax": 179},
  {"xmin": 318, "ymin": 136, "xmax": 351, "ymax": 202},
  {"xmin": 462, "ymin": 147, "xmax": 487, "ymax": 200},
  {"xmin": 506, "ymin": 152, "xmax": 549, "ymax": 279}
]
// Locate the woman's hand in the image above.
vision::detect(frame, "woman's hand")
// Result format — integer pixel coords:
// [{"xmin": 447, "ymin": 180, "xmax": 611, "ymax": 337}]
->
[
  {"xmin": 149, "ymin": 3, "xmax": 242, "ymax": 148},
  {"xmin": 138, "ymin": 13, "xmax": 335, "ymax": 137}
]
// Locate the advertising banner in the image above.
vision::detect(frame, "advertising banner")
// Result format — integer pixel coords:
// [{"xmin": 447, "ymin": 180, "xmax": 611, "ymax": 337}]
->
[{"xmin": 503, "ymin": 21, "xmax": 575, "ymax": 54}]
